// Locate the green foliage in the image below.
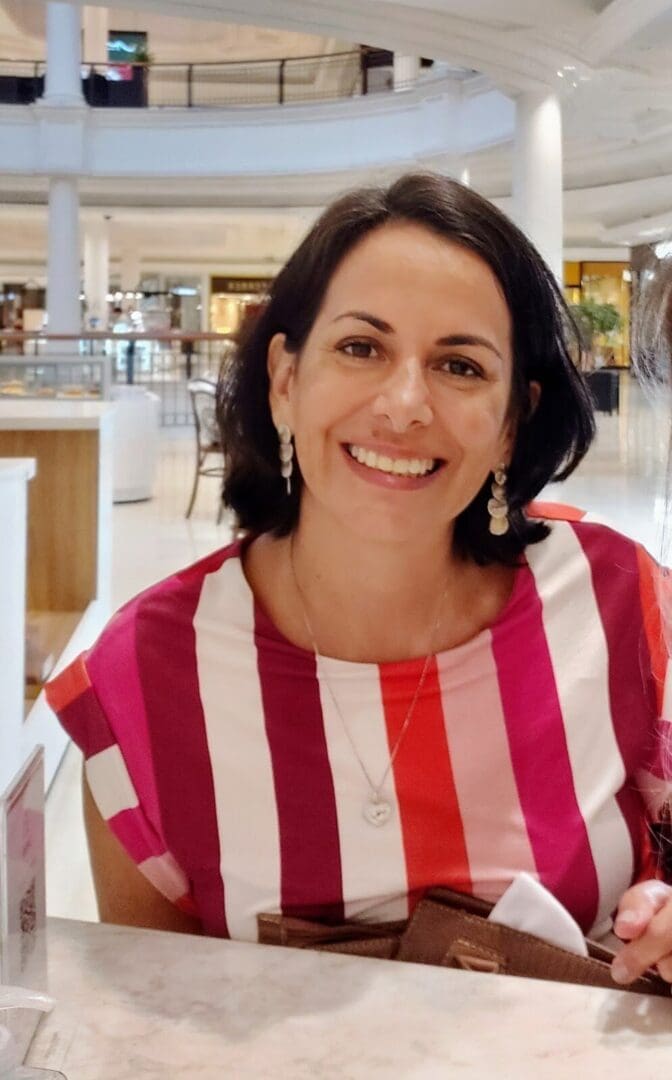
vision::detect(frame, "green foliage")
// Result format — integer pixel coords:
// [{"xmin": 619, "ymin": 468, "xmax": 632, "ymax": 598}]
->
[
  {"xmin": 570, "ymin": 299, "xmax": 622, "ymax": 349},
  {"xmin": 133, "ymin": 45, "xmax": 154, "ymax": 65}
]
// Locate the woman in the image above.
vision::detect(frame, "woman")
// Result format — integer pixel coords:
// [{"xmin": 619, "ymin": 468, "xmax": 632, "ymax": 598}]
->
[{"xmin": 47, "ymin": 173, "xmax": 672, "ymax": 987}]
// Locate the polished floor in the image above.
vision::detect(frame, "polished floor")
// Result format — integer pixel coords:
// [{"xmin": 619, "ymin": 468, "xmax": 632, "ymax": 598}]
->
[{"xmin": 45, "ymin": 375, "xmax": 671, "ymax": 921}]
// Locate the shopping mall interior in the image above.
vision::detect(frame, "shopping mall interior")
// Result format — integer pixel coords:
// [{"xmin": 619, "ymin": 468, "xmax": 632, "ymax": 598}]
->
[{"xmin": 3, "ymin": 1, "xmax": 672, "ymax": 1070}]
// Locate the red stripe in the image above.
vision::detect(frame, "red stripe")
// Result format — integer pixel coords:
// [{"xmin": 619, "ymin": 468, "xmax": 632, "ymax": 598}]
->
[
  {"xmin": 134, "ymin": 549, "xmax": 231, "ymax": 936},
  {"xmin": 255, "ymin": 603, "xmax": 344, "ymax": 922},
  {"xmin": 45, "ymin": 652, "xmax": 91, "ymax": 713},
  {"xmin": 574, "ymin": 523, "xmax": 658, "ymax": 878},
  {"xmin": 636, "ymin": 545, "xmax": 667, "ymax": 716},
  {"xmin": 381, "ymin": 657, "xmax": 471, "ymax": 901},
  {"xmin": 491, "ymin": 565, "xmax": 600, "ymax": 932},
  {"xmin": 527, "ymin": 501, "xmax": 586, "ymax": 522}
]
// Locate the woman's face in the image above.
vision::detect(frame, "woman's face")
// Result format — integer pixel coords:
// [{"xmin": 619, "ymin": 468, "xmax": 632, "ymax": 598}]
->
[{"xmin": 269, "ymin": 221, "xmax": 518, "ymax": 548}]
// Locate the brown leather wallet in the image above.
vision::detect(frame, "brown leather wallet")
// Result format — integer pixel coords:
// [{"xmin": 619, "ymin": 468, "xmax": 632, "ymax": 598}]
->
[{"xmin": 258, "ymin": 886, "xmax": 671, "ymax": 997}]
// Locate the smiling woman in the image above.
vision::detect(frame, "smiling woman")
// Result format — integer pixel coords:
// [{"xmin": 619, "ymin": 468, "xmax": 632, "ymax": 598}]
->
[{"xmin": 46, "ymin": 173, "xmax": 672, "ymax": 991}]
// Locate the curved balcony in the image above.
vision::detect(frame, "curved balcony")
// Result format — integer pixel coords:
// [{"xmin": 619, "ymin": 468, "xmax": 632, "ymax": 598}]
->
[
  {"xmin": 0, "ymin": 50, "xmax": 470, "ymax": 109},
  {"xmin": 0, "ymin": 53, "xmax": 512, "ymax": 182}
]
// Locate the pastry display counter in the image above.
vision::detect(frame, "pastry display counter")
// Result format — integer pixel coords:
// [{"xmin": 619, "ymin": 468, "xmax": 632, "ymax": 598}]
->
[
  {"xmin": 0, "ymin": 354, "xmax": 109, "ymax": 402},
  {"xmin": 23, "ymin": 917, "xmax": 672, "ymax": 1079},
  {"xmin": 0, "ymin": 401, "xmax": 114, "ymax": 786}
]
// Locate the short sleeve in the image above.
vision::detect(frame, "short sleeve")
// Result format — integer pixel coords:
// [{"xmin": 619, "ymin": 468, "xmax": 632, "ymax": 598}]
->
[
  {"xmin": 46, "ymin": 651, "xmax": 196, "ymax": 914},
  {"xmin": 633, "ymin": 548, "xmax": 672, "ymax": 879}
]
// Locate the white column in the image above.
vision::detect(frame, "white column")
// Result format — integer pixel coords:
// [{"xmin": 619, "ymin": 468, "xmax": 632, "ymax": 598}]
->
[
  {"xmin": 43, "ymin": 1, "xmax": 84, "ymax": 106},
  {"xmin": 393, "ymin": 55, "xmax": 420, "ymax": 91},
  {"xmin": 83, "ymin": 5, "xmax": 109, "ymax": 65},
  {"xmin": 84, "ymin": 217, "xmax": 110, "ymax": 329},
  {"xmin": 47, "ymin": 177, "xmax": 81, "ymax": 334},
  {"xmin": 513, "ymin": 91, "xmax": 563, "ymax": 283},
  {"xmin": 120, "ymin": 249, "xmax": 141, "ymax": 293}
]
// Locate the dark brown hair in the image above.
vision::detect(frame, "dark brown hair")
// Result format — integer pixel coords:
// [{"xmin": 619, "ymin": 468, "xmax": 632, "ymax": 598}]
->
[{"xmin": 218, "ymin": 172, "xmax": 595, "ymax": 564}]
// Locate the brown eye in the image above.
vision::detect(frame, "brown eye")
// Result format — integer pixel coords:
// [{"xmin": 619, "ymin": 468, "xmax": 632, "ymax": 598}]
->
[
  {"xmin": 342, "ymin": 340, "xmax": 378, "ymax": 360},
  {"xmin": 441, "ymin": 357, "xmax": 481, "ymax": 378}
]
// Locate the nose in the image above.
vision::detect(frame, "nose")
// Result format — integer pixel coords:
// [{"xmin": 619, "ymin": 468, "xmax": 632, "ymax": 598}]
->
[{"xmin": 371, "ymin": 356, "xmax": 433, "ymax": 433}]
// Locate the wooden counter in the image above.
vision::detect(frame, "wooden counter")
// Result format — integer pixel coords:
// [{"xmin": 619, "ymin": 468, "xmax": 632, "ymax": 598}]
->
[{"xmin": 0, "ymin": 401, "xmax": 114, "ymax": 786}]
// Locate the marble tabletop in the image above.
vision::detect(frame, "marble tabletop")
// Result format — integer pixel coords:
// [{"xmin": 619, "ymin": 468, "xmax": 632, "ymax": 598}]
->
[{"xmin": 25, "ymin": 917, "xmax": 672, "ymax": 1079}]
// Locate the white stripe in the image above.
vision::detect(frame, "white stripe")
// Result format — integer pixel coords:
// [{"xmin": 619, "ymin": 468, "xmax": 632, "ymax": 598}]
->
[
  {"xmin": 526, "ymin": 521, "xmax": 634, "ymax": 933},
  {"xmin": 85, "ymin": 744, "xmax": 138, "ymax": 819},
  {"xmin": 194, "ymin": 557, "xmax": 281, "ymax": 941},
  {"xmin": 635, "ymin": 767, "xmax": 672, "ymax": 819},
  {"xmin": 317, "ymin": 655, "xmax": 409, "ymax": 922},
  {"xmin": 138, "ymin": 853, "xmax": 190, "ymax": 903}
]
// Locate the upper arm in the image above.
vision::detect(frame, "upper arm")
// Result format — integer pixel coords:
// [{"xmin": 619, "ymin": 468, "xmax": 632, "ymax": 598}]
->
[{"xmin": 82, "ymin": 768, "xmax": 202, "ymax": 936}]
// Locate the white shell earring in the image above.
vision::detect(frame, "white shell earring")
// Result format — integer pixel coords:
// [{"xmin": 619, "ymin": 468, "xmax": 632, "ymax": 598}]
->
[
  {"xmin": 277, "ymin": 424, "xmax": 294, "ymax": 496},
  {"xmin": 488, "ymin": 463, "xmax": 509, "ymax": 536}
]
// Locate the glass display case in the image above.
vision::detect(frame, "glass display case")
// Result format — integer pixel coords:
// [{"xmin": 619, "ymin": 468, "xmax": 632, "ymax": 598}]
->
[{"xmin": 0, "ymin": 355, "xmax": 110, "ymax": 401}]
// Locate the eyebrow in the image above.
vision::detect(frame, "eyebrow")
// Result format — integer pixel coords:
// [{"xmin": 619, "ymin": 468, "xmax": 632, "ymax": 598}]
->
[{"xmin": 333, "ymin": 310, "xmax": 503, "ymax": 361}]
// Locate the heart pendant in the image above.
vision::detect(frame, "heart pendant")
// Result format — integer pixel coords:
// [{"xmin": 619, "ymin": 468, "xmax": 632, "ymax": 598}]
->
[{"xmin": 363, "ymin": 796, "xmax": 392, "ymax": 827}]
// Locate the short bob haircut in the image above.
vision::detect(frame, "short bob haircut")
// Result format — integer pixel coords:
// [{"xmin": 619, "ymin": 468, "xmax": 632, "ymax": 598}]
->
[{"xmin": 218, "ymin": 172, "xmax": 595, "ymax": 565}]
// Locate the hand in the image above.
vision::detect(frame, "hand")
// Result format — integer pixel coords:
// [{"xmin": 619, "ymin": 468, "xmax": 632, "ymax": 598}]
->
[{"xmin": 611, "ymin": 880, "xmax": 672, "ymax": 985}]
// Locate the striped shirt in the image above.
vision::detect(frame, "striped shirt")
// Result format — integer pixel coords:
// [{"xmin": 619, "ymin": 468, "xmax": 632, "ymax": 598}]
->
[{"xmin": 46, "ymin": 504, "xmax": 672, "ymax": 941}]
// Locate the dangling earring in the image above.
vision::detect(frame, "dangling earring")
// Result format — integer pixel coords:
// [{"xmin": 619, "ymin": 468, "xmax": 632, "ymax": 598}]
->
[
  {"xmin": 277, "ymin": 424, "xmax": 294, "ymax": 496},
  {"xmin": 488, "ymin": 463, "xmax": 509, "ymax": 536}
]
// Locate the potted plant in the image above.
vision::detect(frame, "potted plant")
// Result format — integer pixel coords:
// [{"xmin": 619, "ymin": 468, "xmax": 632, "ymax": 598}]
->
[{"xmin": 569, "ymin": 299, "xmax": 622, "ymax": 370}]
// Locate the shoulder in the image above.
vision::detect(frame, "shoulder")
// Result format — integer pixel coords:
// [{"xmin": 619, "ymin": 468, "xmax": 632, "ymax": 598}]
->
[
  {"xmin": 526, "ymin": 500, "xmax": 657, "ymax": 592},
  {"xmin": 46, "ymin": 540, "xmax": 245, "ymax": 729},
  {"xmin": 102, "ymin": 539, "xmax": 243, "ymax": 645}
]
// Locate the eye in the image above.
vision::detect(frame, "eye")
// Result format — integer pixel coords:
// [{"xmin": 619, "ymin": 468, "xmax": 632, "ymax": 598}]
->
[
  {"xmin": 340, "ymin": 339, "xmax": 379, "ymax": 360},
  {"xmin": 440, "ymin": 357, "xmax": 482, "ymax": 378}
]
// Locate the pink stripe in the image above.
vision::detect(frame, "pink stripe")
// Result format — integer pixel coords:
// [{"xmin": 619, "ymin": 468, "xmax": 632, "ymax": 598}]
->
[
  {"xmin": 255, "ymin": 602, "xmax": 344, "ymax": 921},
  {"xmin": 110, "ymin": 807, "xmax": 163, "ymax": 864},
  {"xmin": 491, "ymin": 565, "xmax": 600, "ymax": 931},
  {"xmin": 87, "ymin": 597, "xmax": 165, "ymax": 829},
  {"xmin": 133, "ymin": 545, "xmax": 235, "ymax": 935},
  {"xmin": 437, "ymin": 635, "xmax": 537, "ymax": 902},
  {"xmin": 573, "ymin": 523, "xmax": 656, "ymax": 877}
]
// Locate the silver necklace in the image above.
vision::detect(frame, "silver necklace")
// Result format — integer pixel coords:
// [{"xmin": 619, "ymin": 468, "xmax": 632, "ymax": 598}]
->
[{"xmin": 289, "ymin": 539, "xmax": 448, "ymax": 828}]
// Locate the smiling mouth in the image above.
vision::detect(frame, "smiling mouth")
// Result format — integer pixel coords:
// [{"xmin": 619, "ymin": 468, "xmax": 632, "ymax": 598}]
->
[{"xmin": 346, "ymin": 443, "xmax": 442, "ymax": 478}]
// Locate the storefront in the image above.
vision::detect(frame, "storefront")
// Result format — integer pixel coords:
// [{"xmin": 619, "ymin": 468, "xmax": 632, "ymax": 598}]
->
[
  {"xmin": 564, "ymin": 261, "xmax": 631, "ymax": 367},
  {"xmin": 209, "ymin": 275, "xmax": 273, "ymax": 335}
]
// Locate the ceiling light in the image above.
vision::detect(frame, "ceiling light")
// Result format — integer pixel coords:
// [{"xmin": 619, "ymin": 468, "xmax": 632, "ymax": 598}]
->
[{"xmin": 557, "ymin": 70, "xmax": 564, "ymax": 77}]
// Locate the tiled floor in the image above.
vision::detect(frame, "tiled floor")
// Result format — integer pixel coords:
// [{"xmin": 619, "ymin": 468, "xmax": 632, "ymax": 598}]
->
[{"xmin": 44, "ymin": 375, "xmax": 671, "ymax": 921}]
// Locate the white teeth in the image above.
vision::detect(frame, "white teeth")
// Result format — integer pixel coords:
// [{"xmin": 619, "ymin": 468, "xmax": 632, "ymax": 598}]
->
[{"xmin": 347, "ymin": 444, "xmax": 436, "ymax": 478}]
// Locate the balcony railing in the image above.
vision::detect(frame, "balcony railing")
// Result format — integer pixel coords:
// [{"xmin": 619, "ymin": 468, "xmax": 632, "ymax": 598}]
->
[
  {"xmin": 0, "ymin": 49, "xmax": 434, "ymax": 108},
  {"xmin": 0, "ymin": 331, "xmax": 235, "ymax": 426}
]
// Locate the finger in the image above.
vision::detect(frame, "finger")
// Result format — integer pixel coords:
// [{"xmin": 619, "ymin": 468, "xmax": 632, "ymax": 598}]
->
[
  {"xmin": 613, "ymin": 881, "xmax": 672, "ymax": 941},
  {"xmin": 655, "ymin": 954, "xmax": 672, "ymax": 983},
  {"xmin": 611, "ymin": 899, "xmax": 672, "ymax": 985}
]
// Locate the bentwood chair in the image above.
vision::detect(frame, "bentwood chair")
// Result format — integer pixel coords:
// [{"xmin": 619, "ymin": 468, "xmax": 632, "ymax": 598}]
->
[{"xmin": 185, "ymin": 378, "xmax": 226, "ymax": 523}]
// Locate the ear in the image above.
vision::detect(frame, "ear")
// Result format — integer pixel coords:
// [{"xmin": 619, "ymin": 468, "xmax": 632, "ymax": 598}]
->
[
  {"xmin": 267, "ymin": 332, "xmax": 297, "ymax": 429},
  {"xmin": 500, "ymin": 379, "xmax": 542, "ymax": 467},
  {"xmin": 528, "ymin": 380, "xmax": 541, "ymax": 418}
]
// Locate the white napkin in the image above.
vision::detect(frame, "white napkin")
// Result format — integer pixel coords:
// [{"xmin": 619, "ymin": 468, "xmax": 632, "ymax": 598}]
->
[{"xmin": 488, "ymin": 872, "xmax": 588, "ymax": 957}]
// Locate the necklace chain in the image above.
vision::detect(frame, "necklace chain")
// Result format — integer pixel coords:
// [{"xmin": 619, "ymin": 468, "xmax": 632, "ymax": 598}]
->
[{"xmin": 289, "ymin": 539, "xmax": 448, "ymax": 819}]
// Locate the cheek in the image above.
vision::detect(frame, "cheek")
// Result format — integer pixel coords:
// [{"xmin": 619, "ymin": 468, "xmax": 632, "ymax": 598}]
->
[{"xmin": 444, "ymin": 395, "xmax": 509, "ymax": 451}]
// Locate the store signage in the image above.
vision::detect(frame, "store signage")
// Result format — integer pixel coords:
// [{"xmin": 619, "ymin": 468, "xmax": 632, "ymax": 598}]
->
[{"xmin": 211, "ymin": 276, "xmax": 274, "ymax": 295}]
